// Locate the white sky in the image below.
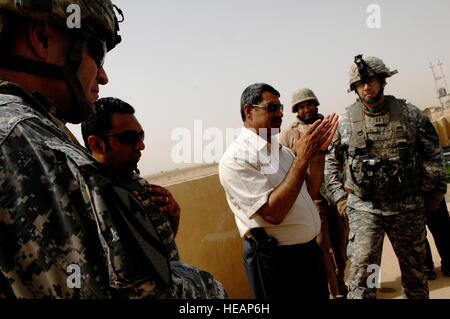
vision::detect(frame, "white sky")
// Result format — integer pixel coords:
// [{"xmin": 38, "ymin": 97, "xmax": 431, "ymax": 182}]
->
[{"xmin": 68, "ymin": 0, "xmax": 450, "ymax": 176}]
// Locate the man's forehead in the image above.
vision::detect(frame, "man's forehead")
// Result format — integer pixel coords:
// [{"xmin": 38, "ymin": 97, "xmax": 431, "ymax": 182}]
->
[
  {"xmin": 110, "ymin": 112, "xmax": 142, "ymax": 131},
  {"xmin": 261, "ymin": 91, "xmax": 280, "ymax": 102}
]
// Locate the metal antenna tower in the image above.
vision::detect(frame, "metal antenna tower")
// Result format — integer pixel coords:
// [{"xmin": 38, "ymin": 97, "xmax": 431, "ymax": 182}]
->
[{"xmin": 430, "ymin": 58, "xmax": 449, "ymax": 109}]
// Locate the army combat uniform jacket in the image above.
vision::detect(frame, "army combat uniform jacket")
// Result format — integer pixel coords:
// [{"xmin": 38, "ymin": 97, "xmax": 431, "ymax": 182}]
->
[
  {"xmin": 0, "ymin": 80, "xmax": 177, "ymax": 298},
  {"xmin": 324, "ymin": 95, "xmax": 447, "ymax": 214}
]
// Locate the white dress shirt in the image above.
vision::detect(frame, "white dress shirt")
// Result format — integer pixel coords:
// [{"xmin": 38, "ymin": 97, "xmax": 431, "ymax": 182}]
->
[{"xmin": 219, "ymin": 127, "xmax": 321, "ymax": 246}]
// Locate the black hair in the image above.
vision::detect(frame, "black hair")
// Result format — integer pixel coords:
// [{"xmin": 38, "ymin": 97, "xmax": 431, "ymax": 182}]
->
[
  {"xmin": 81, "ymin": 97, "xmax": 135, "ymax": 153},
  {"xmin": 240, "ymin": 83, "xmax": 280, "ymax": 122}
]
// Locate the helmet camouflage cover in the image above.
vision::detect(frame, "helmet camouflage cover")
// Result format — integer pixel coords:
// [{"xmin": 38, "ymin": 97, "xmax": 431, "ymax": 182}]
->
[
  {"xmin": 0, "ymin": 0, "xmax": 123, "ymax": 124},
  {"xmin": 348, "ymin": 55, "xmax": 398, "ymax": 92},
  {"xmin": 0, "ymin": 0, "xmax": 122, "ymax": 50},
  {"xmin": 291, "ymin": 88, "xmax": 320, "ymax": 113}
]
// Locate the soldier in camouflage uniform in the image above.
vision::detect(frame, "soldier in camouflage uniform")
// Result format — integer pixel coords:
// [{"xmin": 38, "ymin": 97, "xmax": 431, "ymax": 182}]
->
[
  {"xmin": 324, "ymin": 55, "xmax": 447, "ymax": 299},
  {"xmin": 279, "ymin": 88, "xmax": 349, "ymax": 298},
  {"xmin": 81, "ymin": 97, "xmax": 228, "ymax": 298},
  {"xmin": 0, "ymin": 0, "xmax": 226, "ymax": 299}
]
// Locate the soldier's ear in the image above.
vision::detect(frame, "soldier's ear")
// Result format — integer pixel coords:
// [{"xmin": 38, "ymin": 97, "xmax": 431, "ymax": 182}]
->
[
  {"xmin": 88, "ymin": 135, "xmax": 106, "ymax": 155},
  {"xmin": 27, "ymin": 20, "xmax": 50, "ymax": 59},
  {"xmin": 244, "ymin": 104, "xmax": 253, "ymax": 121}
]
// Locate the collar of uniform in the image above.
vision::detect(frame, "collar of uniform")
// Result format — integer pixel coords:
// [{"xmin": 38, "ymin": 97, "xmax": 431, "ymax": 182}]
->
[
  {"xmin": 115, "ymin": 168, "xmax": 140, "ymax": 184},
  {"xmin": 361, "ymin": 98, "xmax": 389, "ymax": 117},
  {"xmin": 0, "ymin": 80, "xmax": 65, "ymax": 121},
  {"xmin": 295, "ymin": 116, "xmax": 308, "ymax": 126},
  {"xmin": 0, "ymin": 80, "xmax": 84, "ymax": 147},
  {"xmin": 31, "ymin": 91, "xmax": 67, "ymax": 123},
  {"xmin": 28, "ymin": 91, "xmax": 83, "ymax": 146}
]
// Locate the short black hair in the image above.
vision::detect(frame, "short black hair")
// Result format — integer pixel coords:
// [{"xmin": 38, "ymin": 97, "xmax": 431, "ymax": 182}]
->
[
  {"xmin": 240, "ymin": 83, "xmax": 280, "ymax": 122},
  {"xmin": 81, "ymin": 97, "xmax": 135, "ymax": 153}
]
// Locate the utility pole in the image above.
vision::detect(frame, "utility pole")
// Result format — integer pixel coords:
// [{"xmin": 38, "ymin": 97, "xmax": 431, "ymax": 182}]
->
[{"xmin": 430, "ymin": 59, "xmax": 449, "ymax": 110}]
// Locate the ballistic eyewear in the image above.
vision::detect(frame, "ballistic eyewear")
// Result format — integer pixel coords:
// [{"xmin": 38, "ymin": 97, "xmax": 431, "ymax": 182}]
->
[
  {"xmin": 87, "ymin": 38, "xmax": 107, "ymax": 68},
  {"xmin": 104, "ymin": 130, "xmax": 145, "ymax": 145},
  {"xmin": 355, "ymin": 77, "xmax": 379, "ymax": 90}
]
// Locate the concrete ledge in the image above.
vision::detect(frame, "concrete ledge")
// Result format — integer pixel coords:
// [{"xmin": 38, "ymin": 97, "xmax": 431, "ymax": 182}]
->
[{"xmin": 150, "ymin": 172, "xmax": 252, "ymax": 298}]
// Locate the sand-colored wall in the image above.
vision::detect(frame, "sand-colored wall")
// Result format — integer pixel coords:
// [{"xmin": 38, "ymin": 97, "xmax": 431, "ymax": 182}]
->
[
  {"xmin": 432, "ymin": 115, "xmax": 450, "ymax": 147},
  {"xmin": 163, "ymin": 174, "xmax": 252, "ymax": 298},
  {"xmin": 428, "ymin": 109, "xmax": 450, "ymax": 147}
]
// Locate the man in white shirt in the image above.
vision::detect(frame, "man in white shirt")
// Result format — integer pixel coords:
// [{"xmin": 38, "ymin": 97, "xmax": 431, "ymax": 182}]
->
[{"xmin": 219, "ymin": 83, "xmax": 338, "ymax": 299}]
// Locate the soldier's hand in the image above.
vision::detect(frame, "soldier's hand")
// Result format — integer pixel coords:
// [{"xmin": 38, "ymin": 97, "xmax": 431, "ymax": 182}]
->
[
  {"xmin": 148, "ymin": 184, "xmax": 180, "ymax": 233},
  {"xmin": 425, "ymin": 191, "xmax": 444, "ymax": 214},
  {"xmin": 336, "ymin": 197, "xmax": 348, "ymax": 218},
  {"xmin": 319, "ymin": 113, "xmax": 339, "ymax": 152},
  {"xmin": 292, "ymin": 117, "xmax": 330, "ymax": 160}
]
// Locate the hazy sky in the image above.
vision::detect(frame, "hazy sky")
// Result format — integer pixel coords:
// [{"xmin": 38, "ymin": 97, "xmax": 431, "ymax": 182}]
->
[{"xmin": 68, "ymin": 0, "xmax": 450, "ymax": 176}]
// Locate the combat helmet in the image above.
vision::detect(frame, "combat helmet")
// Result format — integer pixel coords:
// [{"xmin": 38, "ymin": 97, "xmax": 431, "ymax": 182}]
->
[
  {"xmin": 0, "ymin": 0, "xmax": 124, "ymax": 123},
  {"xmin": 348, "ymin": 55, "xmax": 398, "ymax": 93},
  {"xmin": 291, "ymin": 88, "xmax": 320, "ymax": 113}
]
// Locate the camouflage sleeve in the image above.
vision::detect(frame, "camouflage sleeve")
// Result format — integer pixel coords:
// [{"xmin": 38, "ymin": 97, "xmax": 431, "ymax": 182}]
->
[
  {"xmin": 130, "ymin": 175, "xmax": 180, "ymax": 261},
  {"xmin": 324, "ymin": 125, "xmax": 347, "ymax": 205},
  {"xmin": 415, "ymin": 106, "xmax": 447, "ymax": 194}
]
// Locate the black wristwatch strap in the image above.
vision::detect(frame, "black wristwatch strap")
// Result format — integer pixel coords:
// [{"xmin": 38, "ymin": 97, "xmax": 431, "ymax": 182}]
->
[{"xmin": 319, "ymin": 141, "xmax": 334, "ymax": 154}]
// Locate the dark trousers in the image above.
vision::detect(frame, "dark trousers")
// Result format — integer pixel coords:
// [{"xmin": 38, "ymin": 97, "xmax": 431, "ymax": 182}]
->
[
  {"xmin": 425, "ymin": 199, "xmax": 450, "ymax": 270},
  {"xmin": 242, "ymin": 237, "xmax": 329, "ymax": 299}
]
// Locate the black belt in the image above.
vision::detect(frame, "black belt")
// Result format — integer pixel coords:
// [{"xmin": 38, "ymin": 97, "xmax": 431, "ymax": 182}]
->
[
  {"xmin": 247, "ymin": 228, "xmax": 317, "ymax": 248},
  {"xmin": 248, "ymin": 228, "xmax": 278, "ymax": 246}
]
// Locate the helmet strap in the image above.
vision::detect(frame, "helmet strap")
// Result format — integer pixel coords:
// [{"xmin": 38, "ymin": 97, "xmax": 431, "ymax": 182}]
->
[
  {"xmin": 61, "ymin": 33, "xmax": 94, "ymax": 123},
  {"xmin": 0, "ymin": 25, "xmax": 95, "ymax": 123}
]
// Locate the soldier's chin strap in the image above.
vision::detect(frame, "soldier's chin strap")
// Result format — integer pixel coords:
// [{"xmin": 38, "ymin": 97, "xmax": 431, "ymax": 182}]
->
[
  {"xmin": 0, "ymin": 28, "xmax": 94, "ymax": 124},
  {"xmin": 356, "ymin": 84, "xmax": 385, "ymax": 107}
]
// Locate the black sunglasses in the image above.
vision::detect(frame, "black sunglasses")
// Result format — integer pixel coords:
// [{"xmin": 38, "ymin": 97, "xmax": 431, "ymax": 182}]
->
[
  {"xmin": 87, "ymin": 38, "xmax": 107, "ymax": 68},
  {"xmin": 251, "ymin": 103, "xmax": 284, "ymax": 113},
  {"xmin": 104, "ymin": 130, "xmax": 145, "ymax": 145}
]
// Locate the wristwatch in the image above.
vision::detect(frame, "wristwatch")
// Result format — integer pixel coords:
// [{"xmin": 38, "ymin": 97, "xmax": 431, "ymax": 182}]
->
[{"xmin": 319, "ymin": 142, "xmax": 334, "ymax": 154}]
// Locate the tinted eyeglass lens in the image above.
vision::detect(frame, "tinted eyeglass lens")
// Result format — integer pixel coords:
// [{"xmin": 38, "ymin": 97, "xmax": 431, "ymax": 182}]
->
[
  {"xmin": 118, "ymin": 131, "xmax": 144, "ymax": 145},
  {"xmin": 108, "ymin": 130, "xmax": 145, "ymax": 145},
  {"xmin": 267, "ymin": 103, "xmax": 283, "ymax": 113},
  {"xmin": 87, "ymin": 38, "xmax": 107, "ymax": 68},
  {"xmin": 356, "ymin": 77, "xmax": 377, "ymax": 90}
]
